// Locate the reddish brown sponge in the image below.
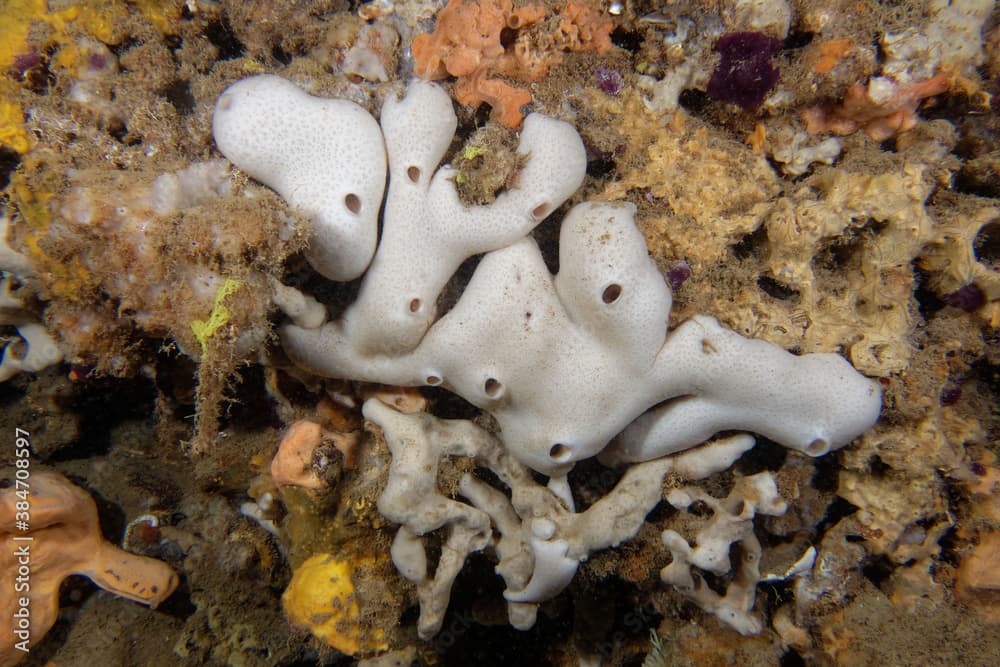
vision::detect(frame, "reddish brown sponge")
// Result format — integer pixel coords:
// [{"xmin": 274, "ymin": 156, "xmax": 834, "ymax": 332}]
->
[{"xmin": 707, "ymin": 32, "xmax": 782, "ymax": 110}]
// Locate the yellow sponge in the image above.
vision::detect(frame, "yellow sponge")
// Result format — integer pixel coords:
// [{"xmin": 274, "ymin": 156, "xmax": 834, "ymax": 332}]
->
[{"xmin": 281, "ymin": 553, "xmax": 387, "ymax": 656}]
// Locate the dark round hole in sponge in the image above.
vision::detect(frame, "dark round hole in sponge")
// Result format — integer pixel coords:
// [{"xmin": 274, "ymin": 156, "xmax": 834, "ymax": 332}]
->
[
  {"xmin": 345, "ymin": 193, "xmax": 361, "ymax": 214},
  {"xmin": 549, "ymin": 443, "xmax": 571, "ymax": 461}
]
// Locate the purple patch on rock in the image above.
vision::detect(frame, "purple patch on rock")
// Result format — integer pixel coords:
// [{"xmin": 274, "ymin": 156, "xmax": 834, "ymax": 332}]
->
[
  {"xmin": 707, "ymin": 31, "xmax": 782, "ymax": 110},
  {"xmin": 940, "ymin": 383, "xmax": 962, "ymax": 406},
  {"xmin": 942, "ymin": 284, "xmax": 986, "ymax": 311},
  {"xmin": 12, "ymin": 51, "xmax": 40, "ymax": 75},
  {"xmin": 89, "ymin": 52, "xmax": 111, "ymax": 71},
  {"xmin": 594, "ymin": 65, "xmax": 624, "ymax": 96},
  {"xmin": 667, "ymin": 260, "xmax": 692, "ymax": 291}
]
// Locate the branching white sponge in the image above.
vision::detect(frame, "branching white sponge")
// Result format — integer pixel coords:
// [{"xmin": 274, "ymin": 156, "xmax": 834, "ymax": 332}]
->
[
  {"xmin": 365, "ymin": 398, "xmax": 757, "ymax": 638},
  {"xmin": 283, "ymin": 199, "xmax": 881, "ymax": 475},
  {"xmin": 212, "ymin": 76, "xmax": 883, "ymax": 636},
  {"xmin": 211, "ymin": 76, "xmax": 881, "ymax": 475}
]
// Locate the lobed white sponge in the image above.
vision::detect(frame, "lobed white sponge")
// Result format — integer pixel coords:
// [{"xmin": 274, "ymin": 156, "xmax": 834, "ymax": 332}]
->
[
  {"xmin": 213, "ymin": 75, "xmax": 386, "ymax": 281},
  {"xmin": 602, "ymin": 315, "xmax": 884, "ymax": 464},
  {"xmin": 217, "ymin": 76, "xmax": 882, "ymax": 474},
  {"xmin": 217, "ymin": 75, "xmax": 887, "ymax": 638},
  {"xmin": 344, "ymin": 81, "xmax": 587, "ymax": 354},
  {"xmin": 286, "ymin": 200, "xmax": 882, "ymax": 476}
]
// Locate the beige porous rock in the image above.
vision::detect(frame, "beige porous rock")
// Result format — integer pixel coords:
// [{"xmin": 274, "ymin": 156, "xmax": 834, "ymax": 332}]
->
[
  {"xmin": 599, "ymin": 99, "xmax": 780, "ymax": 270},
  {"xmin": 838, "ymin": 469, "xmax": 952, "ymax": 564},
  {"xmin": 763, "ymin": 165, "xmax": 936, "ymax": 375}
]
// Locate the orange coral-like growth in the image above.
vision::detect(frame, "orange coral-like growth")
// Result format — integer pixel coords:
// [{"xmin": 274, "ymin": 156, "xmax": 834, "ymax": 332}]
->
[
  {"xmin": 413, "ymin": 0, "xmax": 613, "ymax": 126},
  {"xmin": 800, "ymin": 71, "xmax": 952, "ymax": 141},
  {"xmin": 1, "ymin": 470, "xmax": 178, "ymax": 666},
  {"xmin": 811, "ymin": 38, "xmax": 853, "ymax": 74}
]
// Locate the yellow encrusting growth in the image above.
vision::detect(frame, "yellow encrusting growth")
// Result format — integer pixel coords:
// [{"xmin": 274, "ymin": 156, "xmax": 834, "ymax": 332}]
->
[
  {"xmin": 191, "ymin": 278, "xmax": 243, "ymax": 357},
  {"xmin": 132, "ymin": 0, "xmax": 184, "ymax": 36},
  {"xmin": 0, "ymin": 95, "xmax": 32, "ymax": 154},
  {"xmin": 461, "ymin": 145, "xmax": 489, "ymax": 160},
  {"xmin": 0, "ymin": 0, "xmax": 181, "ymax": 70},
  {"xmin": 0, "ymin": 0, "xmax": 81, "ymax": 71},
  {"xmin": 282, "ymin": 553, "xmax": 388, "ymax": 657},
  {"xmin": 9, "ymin": 164, "xmax": 99, "ymax": 301},
  {"xmin": 0, "ymin": 0, "xmax": 181, "ymax": 154}
]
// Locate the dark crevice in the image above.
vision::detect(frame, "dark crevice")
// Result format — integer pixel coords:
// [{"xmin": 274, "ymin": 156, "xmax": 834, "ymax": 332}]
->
[
  {"xmin": 532, "ymin": 205, "xmax": 567, "ymax": 274},
  {"xmin": 783, "ymin": 31, "xmax": 815, "ymax": 50},
  {"xmin": 271, "ymin": 44, "xmax": 292, "ymax": 65},
  {"xmin": 811, "ymin": 451, "xmax": 842, "ymax": 492},
  {"xmin": 736, "ymin": 436, "xmax": 787, "ymax": 474},
  {"xmin": 780, "ymin": 649, "xmax": 807, "ymax": 667},
  {"xmin": 204, "ymin": 19, "xmax": 244, "ymax": 60},
  {"xmin": 732, "ymin": 224, "xmax": 769, "ymax": 260},
  {"xmin": 499, "ymin": 27, "xmax": 518, "ymax": 49},
  {"xmin": 867, "ymin": 454, "xmax": 891, "ymax": 477},
  {"xmin": 109, "ymin": 37, "xmax": 140, "ymax": 58},
  {"xmin": 954, "ymin": 162, "xmax": 1000, "ymax": 198},
  {"xmin": 569, "ymin": 458, "xmax": 625, "ymax": 511},
  {"xmin": 861, "ymin": 553, "xmax": 896, "ymax": 590},
  {"xmin": 973, "ymin": 358, "xmax": 1000, "ymax": 397},
  {"xmin": 936, "ymin": 524, "xmax": 962, "ymax": 567},
  {"xmin": 678, "ymin": 88, "xmax": 710, "ymax": 115},
  {"xmin": 421, "ymin": 385, "xmax": 481, "ymax": 421},
  {"xmin": 759, "ymin": 578, "xmax": 796, "ymax": 613},
  {"xmin": 698, "ymin": 569, "xmax": 729, "ymax": 597},
  {"xmin": 814, "ymin": 496, "xmax": 860, "ymax": 538},
  {"xmin": 217, "ymin": 365, "xmax": 283, "ymax": 432},
  {"xmin": 160, "ymin": 79, "xmax": 196, "ymax": 115},
  {"xmin": 812, "ymin": 218, "xmax": 887, "ymax": 273},
  {"xmin": 913, "ymin": 265, "xmax": 946, "ymax": 318},
  {"xmin": 156, "ymin": 577, "xmax": 197, "ymax": 619},
  {"xmin": 433, "ymin": 553, "xmax": 568, "ymax": 665},
  {"xmin": 974, "ymin": 220, "xmax": 1000, "ymax": 266},
  {"xmin": 0, "ymin": 147, "xmax": 20, "ymax": 190},
  {"xmin": 19, "ymin": 55, "xmax": 55, "ymax": 94},
  {"xmin": 758, "ymin": 275, "xmax": 799, "ymax": 300},
  {"xmin": 611, "ymin": 28, "xmax": 644, "ymax": 53},
  {"xmin": 586, "ymin": 156, "xmax": 616, "ymax": 178},
  {"xmin": 45, "ymin": 375, "xmax": 158, "ymax": 462}
]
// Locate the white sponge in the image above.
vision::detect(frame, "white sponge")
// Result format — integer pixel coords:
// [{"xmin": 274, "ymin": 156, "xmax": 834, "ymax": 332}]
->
[
  {"xmin": 343, "ymin": 82, "xmax": 588, "ymax": 354},
  {"xmin": 213, "ymin": 75, "xmax": 386, "ymax": 281}
]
